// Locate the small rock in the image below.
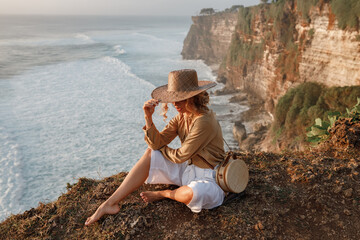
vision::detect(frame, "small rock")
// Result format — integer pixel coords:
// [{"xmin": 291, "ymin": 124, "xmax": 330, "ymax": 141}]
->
[
  {"xmin": 103, "ymin": 186, "xmax": 113, "ymax": 195},
  {"xmin": 334, "ymin": 186, "xmax": 342, "ymax": 194},
  {"xmin": 344, "ymin": 188, "xmax": 353, "ymax": 198},
  {"xmin": 334, "ymin": 214, "xmax": 340, "ymax": 220},
  {"xmin": 233, "ymin": 122, "xmax": 247, "ymax": 143},
  {"xmin": 338, "ymin": 221, "xmax": 344, "ymax": 229},
  {"xmin": 280, "ymin": 208, "xmax": 290, "ymax": 215},
  {"xmin": 300, "ymin": 215, "xmax": 306, "ymax": 220},
  {"xmin": 344, "ymin": 209, "xmax": 351, "ymax": 216},
  {"xmin": 130, "ymin": 216, "xmax": 141, "ymax": 228}
]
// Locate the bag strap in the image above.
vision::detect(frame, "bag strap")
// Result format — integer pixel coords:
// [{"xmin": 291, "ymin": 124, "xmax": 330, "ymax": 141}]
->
[
  {"xmin": 221, "ymin": 151, "xmax": 234, "ymax": 167},
  {"xmin": 223, "ymin": 137, "xmax": 232, "ymax": 152}
]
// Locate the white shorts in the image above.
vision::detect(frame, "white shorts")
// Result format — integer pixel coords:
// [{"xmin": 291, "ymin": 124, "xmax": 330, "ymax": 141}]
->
[{"xmin": 145, "ymin": 150, "xmax": 225, "ymax": 213}]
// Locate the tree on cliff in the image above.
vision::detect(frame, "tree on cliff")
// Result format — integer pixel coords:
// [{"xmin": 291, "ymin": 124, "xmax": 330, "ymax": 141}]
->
[{"xmin": 200, "ymin": 8, "xmax": 215, "ymax": 15}]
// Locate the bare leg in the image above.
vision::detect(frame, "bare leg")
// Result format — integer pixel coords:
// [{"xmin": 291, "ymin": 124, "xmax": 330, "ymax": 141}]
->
[
  {"xmin": 85, "ymin": 148, "xmax": 152, "ymax": 226},
  {"xmin": 140, "ymin": 186, "xmax": 193, "ymax": 205}
]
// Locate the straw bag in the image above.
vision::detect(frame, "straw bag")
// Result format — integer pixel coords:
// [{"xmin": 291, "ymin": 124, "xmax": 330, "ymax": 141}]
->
[{"xmin": 215, "ymin": 151, "xmax": 249, "ymax": 193}]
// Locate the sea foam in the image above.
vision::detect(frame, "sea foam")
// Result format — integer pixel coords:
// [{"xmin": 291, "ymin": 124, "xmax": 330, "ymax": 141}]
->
[
  {"xmin": 113, "ymin": 45, "xmax": 126, "ymax": 55},
  {"xmin": 0, "ymin": 128, "xmax": 25, "ymax": 220}
]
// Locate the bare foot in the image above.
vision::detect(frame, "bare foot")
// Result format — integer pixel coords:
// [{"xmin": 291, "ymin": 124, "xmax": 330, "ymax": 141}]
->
[
  {"xmin": 85, "ymin": 201, "xmax": 120, "ymax": 226},
  {"xmin": 140, "ymin": 190, "xmax": 168, "ymax": 203}
]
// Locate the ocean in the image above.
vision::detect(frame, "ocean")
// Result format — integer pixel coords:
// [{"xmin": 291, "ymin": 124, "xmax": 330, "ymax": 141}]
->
[{"xmin": 0, "ymin": 15, "xmax": 247, "ymax": 221}]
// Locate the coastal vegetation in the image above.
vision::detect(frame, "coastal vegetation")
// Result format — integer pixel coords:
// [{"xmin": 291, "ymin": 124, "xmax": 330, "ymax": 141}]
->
[
  {"xmin": 225, "ymin": 0, "xmax": 301, "ymax": 82},
  {"xmin": 199, "ymin": 8, "xmax": 215, "ymax": 15},
  {"xmin": 272, "ymin": 83, "xmax": 360, "ymax": 148},
  {"xmin": 330, "ymin": 0, "xmax": 360, "ymax": 30},
  {"xmin": 307, "ymin": 97, "xmax": 360, "ymax": 144}
]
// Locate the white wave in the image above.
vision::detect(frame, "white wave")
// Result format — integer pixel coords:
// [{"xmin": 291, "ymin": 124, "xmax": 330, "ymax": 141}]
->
[
  {"xmin": 0, "ymin": 129, "xmax": 25, "ymax": 221},
  {"xmin": 0, "ymin": 33, "xmax": 97, "ymax": 47},
  {"xmin": 74, "ymin": 33, "xmax": 95, "ymax": 44},
  {"xmin": 133, "ymin": 32, "xmax": 164, "ymax": 41},
  {"xmin": 0, "ymin": 56, "xmax": 159, "ymax": 220},
  {"xmin": 113, "ymin": 45, "xmax": 126, "ymax": 55},
  {"xmin": 101, "ymin": 56, "xmax": 155, "ymax": 89},
  {"xmin": 133, "ymin": 32, "xmax": 181, "ymax": 46}
]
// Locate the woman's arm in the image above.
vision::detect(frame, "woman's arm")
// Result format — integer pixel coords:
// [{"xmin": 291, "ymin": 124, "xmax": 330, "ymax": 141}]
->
[
  {"xmin": 142, "ymin": 100, "xmax": 178, "ymax": 150},
  {"xmin": 143, "ymin": 99, "xmax": 158, "ymax": 129},
  {"xmin": 160, "ymin": 116, "xmax": 216, "ymax": 164}
]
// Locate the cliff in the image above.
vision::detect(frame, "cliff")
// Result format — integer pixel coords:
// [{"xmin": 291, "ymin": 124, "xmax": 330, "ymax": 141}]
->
[
  {"xmin": 181, "ymin": 11, "xmax": 238, "ymax": 70},
  {"xmin": 298, "ymin": 5, "xmax": 360, "ymax": 87},
  {"xmin": 181, "ymin": 1, "xmax": 360, "ymax": 151}
]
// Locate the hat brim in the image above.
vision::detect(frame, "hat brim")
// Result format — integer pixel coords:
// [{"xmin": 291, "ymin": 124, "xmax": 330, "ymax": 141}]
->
[{"xmin": 151, "ymin": 81, "xmax": 216, "ymax": 103}]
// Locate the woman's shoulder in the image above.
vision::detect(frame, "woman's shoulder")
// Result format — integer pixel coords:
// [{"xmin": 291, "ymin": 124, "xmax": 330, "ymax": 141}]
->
[{"xmin": 193, "ymin": 110, "xmax": 216, "ymax": 125}]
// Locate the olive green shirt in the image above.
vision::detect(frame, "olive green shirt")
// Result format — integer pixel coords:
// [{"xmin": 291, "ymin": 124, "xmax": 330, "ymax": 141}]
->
[{"xmin": 143, "ymin": 110, "xmax": 225, "ymax": 169}]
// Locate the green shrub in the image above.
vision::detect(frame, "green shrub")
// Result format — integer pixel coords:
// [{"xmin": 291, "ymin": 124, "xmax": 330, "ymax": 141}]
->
[
  {"xmin": 200, "ymin": 8, "xmax": 215, "ymax": 15},
  {"xmin": 273, "ymin": 83, "xmax": 360, "ymax": 144},
  {"xmin": 237, "ymin": 6, "xmax": 254, "ymax": 35},
  {"xmin": 297, "ymin": 0, "xmax": 319, "ymax": 23},
  {"xmin": 228, "ymin": 32, "xmax": 265, "ymax": 66},
  {"xmin": 307, "ymin": 97, "xmax": 360, "ymax": 144},
  {"xmin": 330, "ymin": 0, "xmax": 360, "ymax": 30},
  {"xmin": 308, "ymin": 28, "xmax": 315, "ymax": 38}
]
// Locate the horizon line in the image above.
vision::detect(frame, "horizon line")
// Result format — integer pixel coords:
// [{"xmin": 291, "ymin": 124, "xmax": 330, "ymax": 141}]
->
[{"xmin": 0, "ymin": 13, "xmax": 195, "ymax": 17}]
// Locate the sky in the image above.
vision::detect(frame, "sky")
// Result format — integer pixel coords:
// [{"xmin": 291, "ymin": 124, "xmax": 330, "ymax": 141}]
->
[{"xmin": 0, "ymin": 0, "xmax": 260, "ymax": 16}]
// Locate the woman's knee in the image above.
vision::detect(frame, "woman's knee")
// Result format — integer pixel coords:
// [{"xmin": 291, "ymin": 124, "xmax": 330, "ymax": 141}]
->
[
  {"xmin": 184, "ymin": 187, "xmax": 193, "ymax": 204},
  {"xmin": 145, "ymin": 148, "xmax": 152, "ymax": 157},
  {"xmin": 141, "ymin": 148, "xmax": 152, "ymax": 162},
  {"xmin": 175, "ymin": 186, "xmax": 193, "ymax": 205}
]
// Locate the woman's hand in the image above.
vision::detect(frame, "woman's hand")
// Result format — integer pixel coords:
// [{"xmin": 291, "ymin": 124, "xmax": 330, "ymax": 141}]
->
[{"xmin": 143, "ymin": 99, "xmax": 159, "ymax": 119}]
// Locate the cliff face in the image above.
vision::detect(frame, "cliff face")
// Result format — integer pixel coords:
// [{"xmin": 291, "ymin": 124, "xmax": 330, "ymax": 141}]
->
[
  {"xmin": 181, "ymin": 12, "xmax": 238, "ymax": 69},
  {"xmin": 182, "ymin": 3, "xmax": 360, "ymax": 111},
  {"xmin": 182, "ymin": 2, "xmax": 360, "ymax": 151},
  {"xmin": 298, "ymin": 5, "xmax": 360, "ymax": 87}
]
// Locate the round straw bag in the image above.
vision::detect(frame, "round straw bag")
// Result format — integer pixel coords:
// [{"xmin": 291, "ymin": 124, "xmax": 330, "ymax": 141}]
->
[{"xmin": 216, "ymin": 152, "xmax": 249, "ymax": 193}]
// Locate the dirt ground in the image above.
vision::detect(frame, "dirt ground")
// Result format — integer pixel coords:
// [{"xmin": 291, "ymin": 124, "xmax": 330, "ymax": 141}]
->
[
  {"xmin": 1, "ymin": 120, "xmax": 359, "ymax": 240},
  {"xmin": 1, "ymin": 147, "xmax": 359, "ymax": 239}
]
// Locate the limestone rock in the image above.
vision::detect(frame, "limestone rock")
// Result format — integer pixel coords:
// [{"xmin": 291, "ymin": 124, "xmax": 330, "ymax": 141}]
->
[{"xmin": 233, "ymin": 121, "xmax": 247, "ymax": 144}]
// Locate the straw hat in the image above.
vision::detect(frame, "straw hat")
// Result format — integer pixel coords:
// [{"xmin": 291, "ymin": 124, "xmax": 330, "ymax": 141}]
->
[{"xmin": 151, "ymin": 69, "xmax": 216, "ymax": 103}]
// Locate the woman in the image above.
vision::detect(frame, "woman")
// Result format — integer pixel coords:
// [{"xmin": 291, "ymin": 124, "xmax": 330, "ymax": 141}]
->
[{"xmin": 85, "ymin": 69, "xmax": 225, "ymax": 226}]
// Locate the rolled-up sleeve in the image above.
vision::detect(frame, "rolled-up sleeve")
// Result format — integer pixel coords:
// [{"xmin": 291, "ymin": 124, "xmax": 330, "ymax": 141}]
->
[
  {"xmin": 160, "ymin": 117, "xmax": 216, "ymax": 164},
  {"xmin": 143, "ymin": 116, "xmax": 178, "ymax": 150}
]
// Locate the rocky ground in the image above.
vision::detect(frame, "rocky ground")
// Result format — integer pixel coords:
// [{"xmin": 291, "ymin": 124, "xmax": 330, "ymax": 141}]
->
[{"xmin": 1, "ymin": 120, "xmax": 359, "ymax": 240}]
